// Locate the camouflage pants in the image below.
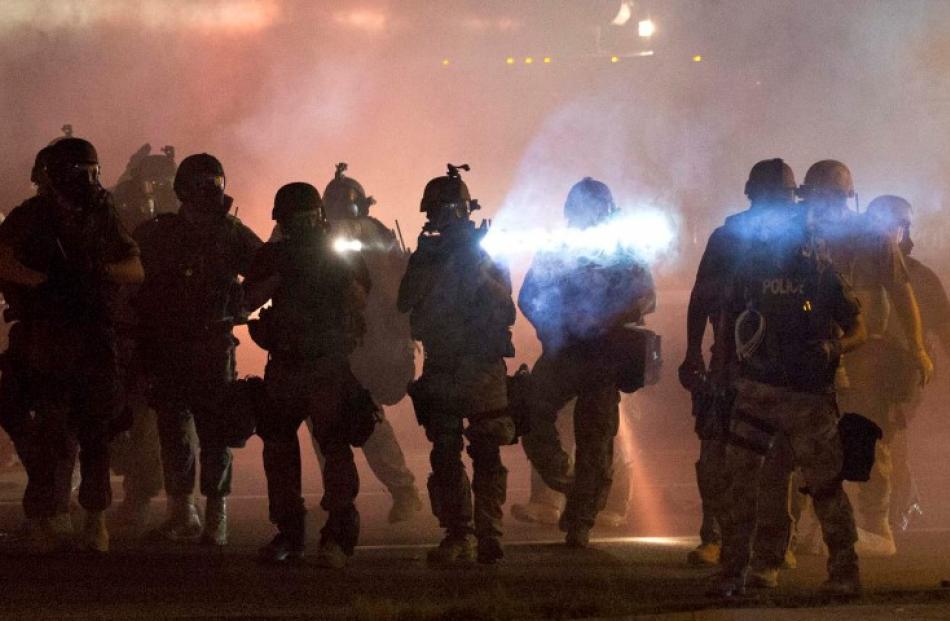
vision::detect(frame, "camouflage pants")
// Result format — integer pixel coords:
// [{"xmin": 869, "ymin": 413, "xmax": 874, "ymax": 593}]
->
[
  {"xmin": 524, "ymin": 401, "xmax": 631, "ymax": 516},
  {"xmin": 149, "ymin": 338, "xmax": 236, "ymax": 500},
  {"xmin": 260, "ymin": 356, "xmax": 361, "ymax": 550},
  {"xmin": 521, "ymin": 349, "xmax": 620, "ymax": 532},
  {"xmin": 308, "ymin": 408, "xmax": 416, "ymax": 498},
  {"xmin": 718, "ymin": 378, "xmax": 857, "ymax": 580},
  {"xmin": 416, "ymin": 358, "xmax": 512, "ymax": 541}
]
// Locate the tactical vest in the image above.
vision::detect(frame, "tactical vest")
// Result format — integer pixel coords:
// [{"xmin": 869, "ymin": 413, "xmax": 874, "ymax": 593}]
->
[
  {"xmin": 734, "ymin": 241, "xmax": 839, "ymax": 392},
  {"xmin": 266, "ymin": 239, "xmax": 353, "ymax": 360}
]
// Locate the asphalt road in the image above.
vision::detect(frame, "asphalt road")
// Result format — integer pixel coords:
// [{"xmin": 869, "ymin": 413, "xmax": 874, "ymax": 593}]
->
[{"xmin": 3, "ymin": 452, "xmax": 950, "ymax": 621}]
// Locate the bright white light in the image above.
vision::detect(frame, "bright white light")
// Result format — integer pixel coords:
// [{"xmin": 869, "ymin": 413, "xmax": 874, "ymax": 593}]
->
[
  {"xmin": 611, "ymin": 1, "xmax": 633, "ymax": 26},
  {"xmin": 333, "ymin": 238, "xmax": 363, "ymax": 253},
  {"xmin": 480, "ymin": 209, "xmax": 676, "ymax": 263},
  {"xmin": 638, "ymin": 19, "xmax": 655, "ymax": 38}
]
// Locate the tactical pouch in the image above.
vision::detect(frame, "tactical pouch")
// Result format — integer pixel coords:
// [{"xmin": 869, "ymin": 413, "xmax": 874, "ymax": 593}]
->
[
  {"xmin": 604, "ymin": 326, "xmax": 662, "ymax": 393},
  {"xmin": 344, "ymin": 384, "xmax": 381, "ymax": 447},
  {"xmin": 218, "ymin": 376, "xmax": 268, "ymax": 448},
  {"xmin": 838, "ymin": 412, "xmax": 883, "ymax": 482},
  {"xmin": 727, "ymin": 409, "xmax": 777, "ymax": 456},
  {"xmin": 504, "ymin": 363, "xmax": 532, "ymax": 439}
]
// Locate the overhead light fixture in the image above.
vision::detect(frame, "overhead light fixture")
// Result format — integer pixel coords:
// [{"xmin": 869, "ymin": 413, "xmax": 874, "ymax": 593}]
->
[
  {"xmin": 638, "ymin": 19, "xmax": 655, "ymax": 38},
  {"xmin": 611, "ymin": 55, "xmax": 620, "ymax": 63},
  {"xmin": 692, "ymin": 55, "xmax": 703, "ymax": 62}
]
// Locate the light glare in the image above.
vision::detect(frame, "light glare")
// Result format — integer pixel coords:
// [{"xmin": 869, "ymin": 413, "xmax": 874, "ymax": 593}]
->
[
  {"xmin": 333, "ymin": 238, "xmax": 363, "ymax": 253},
  {"xmin": 638, "ymin": 19, "xmax": 656, "ymax": 37}
]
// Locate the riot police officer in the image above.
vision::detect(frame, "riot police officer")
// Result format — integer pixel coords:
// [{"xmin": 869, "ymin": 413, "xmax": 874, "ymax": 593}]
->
[
  {"xmin": 399, "ymin": 164, "xmax": 517, "ymax": 565},
  {"xmin": 133, "ymin": 153, "xmax": 261, "ymax": 546},
  {"xmin": 301, "ymin": 164, "xmax": 421, "ymax": 524},
  {"xmin": 245, "ymin": 182, "xmax": 373, "ymax": 568},
  {"xmin": 801, "ymin": 161, "xmax": 932, "ymax": 556},
  {"xmin": 519, "ymin": 178, "xmax": 656, "ymax": 548},
  {"xmin": 0, "ymin": 138, "xmax": 144, "ymax": 552}
]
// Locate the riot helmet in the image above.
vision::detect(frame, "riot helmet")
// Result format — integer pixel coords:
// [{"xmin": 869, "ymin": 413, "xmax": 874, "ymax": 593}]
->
[
  {"xmin": 867, "ymin": 195, "xmax": 913, "ymax": 254},
  {"xmin": 272, "ymin": 182, "xmax": 327, "ymax": 239},
  {"xmin": 46, "ymin": 138, "xmax": 102, "ymax": 206},
  {"xmin": 744, "ymin": 158, "xmax": 796, "ymax": 205},
  {"xmin": 420, "ymin": 164, "xmax": 478, "ymax": 232},
  {"xmin": 564, "ymin": 177, "xmax": 616, "ymax": 229},
  {"xmin": 174, "ymin": 153, "xmax": 227, "ymax": 212},
  {"xmin": 30, "ymin": 144, "xmax": 56, "ymax": 194},
  {"xmin": 324, "ymin": 162, "xmax": 376, "ymax": 220},
  {"xmin": 799, "ymin": 160, "xmax": 855, "ymax": 208}
]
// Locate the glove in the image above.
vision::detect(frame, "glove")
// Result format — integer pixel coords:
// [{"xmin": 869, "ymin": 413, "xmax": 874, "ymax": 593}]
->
[
  {"xmin": 914, "ymin": 347, "xmax": 934, "ymax": 386},
  {"xmin": 678, "ymin": 353, "xmax": 706, "ymax": 392}
]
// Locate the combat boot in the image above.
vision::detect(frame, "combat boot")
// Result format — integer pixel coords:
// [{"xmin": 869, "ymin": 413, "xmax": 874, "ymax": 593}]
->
[
  {"xmin": 595, "ymin": 510, "xmax": 626, "ymax": 530},
  {"xmin": 821, "ymin": 569, "xmax": 861, "ymax": 596},
  {"xmin": 201, "ymin": 496, "xmax": 228, "ymax": 546},
  {"xmin": 565, "ymin": 526, "xmax": 591, "ymax": 548},
  {"xmin": 259, "ymin": 531, "xmax": 306, "ymax": 564},
  {"xmin": 707, "ymin": 572, "xmax": 747, "ymax": 599},
  {"xmin": 387, "ymin": 487, "xmax": 423, "ymax": 524},
  {"xmin": 477, "ymin": 537, "xmax": 504, "ymax": 565},
  {"xmin": 150, "ymin": 495, "xmax": 202, "ymax": 542},
  {"xmin": 29, "ymin": 514, "xmax": 75, "ymax": 553},
  {"xmin": 746, "ymin": 565, "xmax": 780, "ymax": 589},
  {"xmin": 510, "ymin": 501, "xmax": 561, "ymax": 525},
  {"xmin": 687, "ymin": 542, "xmax": 721, "ymax": 566},
  {"xmin": 426, "ymin": 533, "xmax": 476, "ymax": 565},
  {"xmin": 80, "ymin": 511, "xmax": 109, "ymax": 554},
  {"xmin": 314, "ymin": 538, "xmax": 348, "ymax": 569}
]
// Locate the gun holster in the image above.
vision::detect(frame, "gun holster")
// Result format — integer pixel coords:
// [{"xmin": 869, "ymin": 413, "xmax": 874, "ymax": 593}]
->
[
  {"xmin": 838, "ymin": 412, "xmax": 883, "ymax": 482},
  {"xmin": 407, "ymin": 376, "xmax": 432, "ymax": 428}
]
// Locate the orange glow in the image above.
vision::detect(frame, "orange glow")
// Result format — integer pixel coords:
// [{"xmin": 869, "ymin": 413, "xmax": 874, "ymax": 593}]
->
[
  {"xmin": 506, "ymin": 57, "xmax": 516, "ymax": 65},
  {"xmin": 332, "ymin": 8, "xmax": 388, "ymax": 32},
  {"xmin": 525, "ymin": 57, "xmax": 534, "ymax": 64},
  {"xmin": 543, "ymin": 57, "xmax": 552, "ymax": 64},
  {"xmin": 618, "ymin": 398, "xmax": 668, "ymax": 535}
]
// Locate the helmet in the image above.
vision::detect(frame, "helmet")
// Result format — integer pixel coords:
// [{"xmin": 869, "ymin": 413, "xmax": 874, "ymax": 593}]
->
[
  {"xmin": 564, "ymin": 177, "xmax": 615, "ymax": 228},
  {"xmin": 744, "ymin": 158, "xmax": 796, "ymax": 201},
  {"xmin": 46, "ymin": 138, "xmax": 102, "ymax": 203},
  {"xmin": 324, "ymin": 162, "xmax": 376, "ymax": 220},
  {"xmin": 420, "ymin": 164, "xmax": 477, "ymax": 231},
  {"xmin": 800, "ymin": 160, "xmax": 855, "ymax": 199},
  {"xmin": 867, "ymin": 195, "xmax": 913, "ymax": 252},
  {"xmin": 272, "ymin": 182, "xmax": 327, "ymax": 230},
  {"xmin": 30, "ymin": 144, "xmax": 56, "ymax": 189},
  {"xmin": 173, "ymin": 153, "xmax": 225, "ymax": 203}
]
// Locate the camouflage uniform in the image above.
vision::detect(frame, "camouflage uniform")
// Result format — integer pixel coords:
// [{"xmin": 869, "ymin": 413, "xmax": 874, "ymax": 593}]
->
[
  {"xmin": 687, "ymin": 209, "xmax": 802, "ymax": 564},
  {"xmin": 719, "ymin": 379, "xmax": 857, "ymax": 580},
  {"xmin": 398, "ymin": 222, "xmax": 516, "ymax": 548},
  {"xmin": 134, "ymin": 211, "xmax": 261, "ymax": 503},
  {"xmin": 519, "ymin": 249, "xmax": 655, "ymax": 537},
  {"xmin": 715, "ymin": 222, "xmax": 861, "ymax": 586},
  {"xmin": 520, "ymin": 402, "xmax": 633, "ymax": 521},
  {"xmin": 246, "ymin": 224, "xmax": 372, "ymax": 556},
  {"xmin": 305, "ymin": 216, "xmax": 417, "ymax": 505},
  {"xmin": 0, "ymin": 193, "xmax": 137, "ymax": 519}
]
